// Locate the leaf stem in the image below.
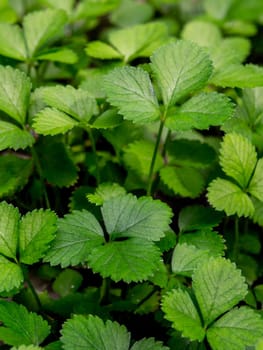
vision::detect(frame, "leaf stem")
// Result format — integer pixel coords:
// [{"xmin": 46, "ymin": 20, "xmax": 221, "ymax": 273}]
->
[
  {"xmin": 147, "ymin": 118, "xmax": 165, "ymax": 196},
  {"xmin": 233, "ymin": 215, "xmax": 239, "ymax": 261},
  {"xmin": 25, "ymin": 274, "xmax": 42, "ymax": 311},
  {"xmin": 87, "ymin": 127, "xmax": 100, "ymax": 185},
  {"xmin": 31, "ymin": 146, "xmax": 51, "ymax": 209}
]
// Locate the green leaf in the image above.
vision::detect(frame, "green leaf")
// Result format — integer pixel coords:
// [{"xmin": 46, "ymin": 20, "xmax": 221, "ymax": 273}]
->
[
  {"xmin": 207, "ymin": 307, "xmax": 263, "ymax": 350},
  {"xmin": 88, "ymin": 239, "xmax": 161, "ymax": 282},
  {"xmin": 61, "ymin": 314, "xmax": 130, "ymax": 350},
  {"xmin": 52, "ymin": 269, "xmax": 83, "ymax": 297},
  {"xmin": 90, "ymin": 109, "xmax": 123, "ymax": 129},
  {"xmin": 0, "ymin": 65, "xmax": 31, "ymax": 125},
  {"xmin": 75, "ymin": 0, "xmax": 120, "ymax": 18},
  {"xmin": 165, "ymin": 92, "xmax": 234, "ymax": 131},
  {"xmin": 36, "ymin": 47, "xmax": 78, "ymax": 64},
  {"xmin": 123, "ymin": 140, "xmax": 163, "ymax": 178},
  {"xmin": 150, "ymin": 40, "xmax": 213, "ymax": 106},
  {"xmin": 160, "ymin": 166, "xmax": 205, "ymax": 198},
  {"xmin": 11, "ymin": 345, "xmax": 42, "ymax": 350},
  {"xmin": 203, "ymin": 0, "xmax": 235, "ymax": 20},
  {"xmin": 38, "ymin": 85, "xmax": 98, "ymax": 123},
  {"xmin": 178, "ymin": 205, "xmax": 223, "ymax": 232},
  {"xmin": 101, "ymin": 194, "xmax": 172, "ymax": 241},
  {"xmin": 108, "ymin": 22, "xmax": 169, "ymax": 62},
  {"xmin": 42, "ymin": 0, "xmax": 74, "ymax": 14},
  {"xmin": 0, "ymin": 23, "xmax": 26, "ymax": 60},
  {"xmin": 210, "ymin": 64, "xmax": 263, "ymax": 88},
  {"xmin": 248, "ymin": 158, "xmax": 263, "ymax": 202},
  {"xmin": 207, "ymin": 178, "xmax": 255, "ymax": 217},
  {"xmin": 87, "ymin": 182, "xmax": 126, "ymax": 206},
  {"xmin": 219, "ymin": 133, "xmax": 257, "ymax": 188},
  {"xmin": 0, "ymin": 201, "xmax": 19, "ymax": 259},
  {"xmin": 85, "ymin": 41, "xmax": 122, "ymax": 59},
  {"xmin": 252, "ymin": 197, "xmax": 263, "ymax": 226},
  {"xmin": 0, "ymin": 301, "xmax": 50, "ymax": 346},
  {"xmin": 19, "ymin": 209, "xmax": 57, "ymax": 264},
  {"xmin": 162, "ymin": 288, "xmax": 205, "ymax": 341},
  {"xmin": 0, "ymin": 121, "xmax": 34, "ymax": 150},
  {"xmin": 33, "ymin": 107, "xmax": 78, "ymax": 135},
  {"xmin": 171, "ymin": 243, "xmax": 210, "ymax": 277},
  {"xmin": 23, "ymin": 8, "xmax": 67, "ymax": 57},
  {"xmin": 131, "ymin": 338, "xmax": 169, "ymax": 350},
  {"xmin": 0, "ymin": 255, "xmax": 23, "ymax": 293},
  {"xmin": 193, "ymin": 257, "xmax": 247, "ymax": 326},
  {"xmin": 104, "ymin": 66, "xmax": 160, "ymax": 124},
  {"xmin": 44, "ymin": 210, "xmax": 104, "ymax": 267}
]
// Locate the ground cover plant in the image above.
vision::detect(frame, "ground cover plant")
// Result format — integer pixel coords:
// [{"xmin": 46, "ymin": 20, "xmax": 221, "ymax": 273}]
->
[{"xmin": 2, "ymin": 0, "xmax": 263, "ymax": 349}]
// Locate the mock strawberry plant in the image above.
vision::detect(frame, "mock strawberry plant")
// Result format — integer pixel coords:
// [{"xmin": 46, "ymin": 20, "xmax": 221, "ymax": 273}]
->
[{"xmin": 1, "ymin": 1, "xmax": 263, "ymax": 349}]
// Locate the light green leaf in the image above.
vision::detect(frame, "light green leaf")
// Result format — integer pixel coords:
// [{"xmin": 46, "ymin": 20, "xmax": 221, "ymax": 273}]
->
[
  {"xmin": 252, "ymin": 197, "xmax": 263, "ymax": 226},
  {"xmin": 33, "ymin": 107, "xmax": 78, "ymax": 135},
  {"xmin": 41, "ymin": 0, "xmax": 74, "ymax": 14},
  {"xmin": 0, "ymin": 155, "xmax": 33, "ymax": 198},
  {"xmin": 207, "ymin": 307, "xmax": 263, "ymax": 350},
  {"xmin": 160, "ymin": 166, "xmax": 205, "ymax": 198},
  {"xmin": 90, "ymin": 109, "xmax": 123, "ymax": 129},
  {"xmin": 88, "ymin": 239, "xmax": 161, "ymax": 282},
  {"xmin": 108, "ymin": 22, "xmax": 169, "ymax": 62},
  {"xmin": 207, "ymin": 178, "xmax": 254, "ymax": 217},
  {"xmin": 171, "ymin": 243, "xmax": 210, "ymax": 277},
  {"xmin": 203, "ymin": 0, "xmax": 235, "ymax": 20},
  {"xmin": 36, "ymin": 47, "xmax": 78, "ymax": 64},
  {"xmin": 101, "ymin": 194, "xmax": 172, "ymax": 241},
  {"xmin": 0, "ymin": 23, "xmax": 26, "ymax": 60},
  {"xmin": 0, "ymin": 255, "xmax": 23, "ymax": 293},
  {"xmin": 248, "ymin": 158, "xmax": 263, "ymax": 202},
  {"xmin": 166, "ymin": 92, "xmax": 234, "ymax": 131},
  {"xmin": 0, "ymin": 301, "xmax": 50, "ymax": 346},
  {"xmin": 104, "ymin": 66, "xmax": 160, "ymax": 124},
  {"xmin": 87, "ymin": 183, "xmax": 126, "ymax": 206},
  {"xmin": 23, "ymin": 8, "xmax": 67, "ymax": 57},
  {"xmin": 123, "ymin": 140, "xmax": 163, "ymax": 178},
  {"xmin": 38, "ymin": 85, "xmax": 98, "ymax": 122},
  {"xmin": 44, "ymin": 210, "xmax": 104, "ymax": 267},
  {"xmin": 210, "ymin": 64, "xmax": 263, "ymax": 88},
  {"xmin": 61, "ymin": 314, "xmax": 130, "ymax": 350},
  {"xmin": 131, "ymin": 338, "xmax": 169, "ymax": 350},
  {"xmin": 219, "ymin": 133, "xmax": 257, "ymax": 188},
  {"xmin": 162, "ymin": 288, "xmax": 205, "ymax": 341},
  {"xmin": 11, "ymin": 345, "xmax": 42, "ymax": 350},
  {"xmin": 19, "ymin": 209, "xmax": 57, "ymax": 264},
  {"xmin": 193, "ymin": 257, "xmax": 247, "ymax": 326},
  {"xmin": 0, "ymin": 121, "xmax": 34, "ymax": 150},
  {"xmin": 0, "ymin": 201, "xmax": 19, "ymax": 259},
  {"xmin": 85, "ymin": 41, "xmax": 122, "ymax": 59},
  {"xmin": 75, "ymin": 0, "xmax": 120, "ymax": 18},
  {"xmin": 0, "ymin": 65, "xmax": 31, "ymax": 125},
  {"xmin": 150, "ymin": 40, "xmax": 213, "ymax": 106}
]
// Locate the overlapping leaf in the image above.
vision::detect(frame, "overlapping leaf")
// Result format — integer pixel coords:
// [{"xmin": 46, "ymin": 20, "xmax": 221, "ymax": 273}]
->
[
  {"xmin": 87, "ymin": 182, "xmax": 126, "ymax": 206},
  {"xmin": 0, "ymin": 256, "xmax": 23, "ymax": 293},
  {"xmin": 0, "ymin": 23, "xmax": 26, "ymax": 60},
  {"xmin": 0, "ymin": 121, "xmax": 34, "ymax": 151}
]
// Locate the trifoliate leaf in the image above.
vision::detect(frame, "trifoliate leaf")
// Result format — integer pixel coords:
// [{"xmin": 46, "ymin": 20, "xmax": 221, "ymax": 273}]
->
[
  {"xmin": 61, "ymin": 314, "xmax": 130, "ymax": 350},
  {"xmin": 23, "ymin": 9, "xmax": 67, "ymax": 57},
  {"xmin": 162, "ymin": 289, "xmax": 205, "ymax": 341},
  {"xmin": 0, "ymin": 121, "xmax": 34, "ymax": 150},
  {"xmin": 123, "ymin": 140, "xmax": 163, "ymax": 178},
  {"xmin": 179, "ymin": 230, "xmax": 225, "ymax": 257},
  {"xmin": 0, "ymin": 201, "xmax": 20, "ymax": 260},
  {"xmin": 131, "ymin": 337, "xmax": 169, "ymax": 350},
  {"xmin": 33, "ymin": 107, "xmax": 78, "ymax": 135},
  {"xmin": 151, "ymin": 40, "xmax": 213, "ymax": 107},
  {"xmin": 165, "ymin": 92, "xmax": 234, "ymax": 131},
  {"xmin": 207, "ymin": 178, "xmax": 254, "ymax": 217},
  {"xmin": 85, "ymin": 41, "xmax": 122, "ymax": 59},
  {"xmin": 36, "ymin": 47, "xmax": 78, "ymax": 64},
  {"xmin": 19, "ymin": 209, "xmax": 57, "ymax": 264},
  {"xmin": 87, "ymin": 182, "xmax": 126, "ymax": 206},
  {"xmin": 104, "ymin": 66, "xmax": 160, "ymax": 124},
  {"xmin": 101, "ymin": 194, "xmax": 172, "ymax": 241},
  {"xmin": 219, "ymin": 133, "xmax": 257, "ymax": 188},
  {"xmin": 88, "ymin": 239, "xmax": 161, "ymax": 282},
  {"xmin": 108, "ymin": 22, "xmax": 169, "ymax": 62},
  {"xmin": 248, "ymin": 158, "xmax": 263, "ymax": 202},
  {"xmin": 160, "ymin": 166, "xmax": 205, "ymax": 198},
  {"xmin": 178, "ymin": 205, "xmax": 223, "ymax": 232},
  {"xmin": 38, "ymin": 85, "xmax": 98, "ymax": 123},
  {"xmin": 210, "ymin": 64, "xmax": 263, "ymax": 88},
  {"xmin": 0, "ymin": 23, "xmax": 26, "ymax": 60},
  {"xmin": 0, "ymin": 65, "xmax": 31, "ymax": 125},
  {"xmin": 44, "ymin": 210, "xmax": 104, "ymax": 267},
  {"xmin": 0, "ymin": 301, "xmax": 50, "ymax": 346},
  {"xmin": 193, "ymin": 257, "xmax": 247, "ymax": 326},
  {"xmin": 207, "ymin": 307, "xmax": 263, "ymax": 350},
  {"xmin": 0, "ymin": 255, "xmax": 23, "ymax": 293},
  {"xmin": 171, "ymin": 243, "xmax": 210, "ymax": 277}
]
